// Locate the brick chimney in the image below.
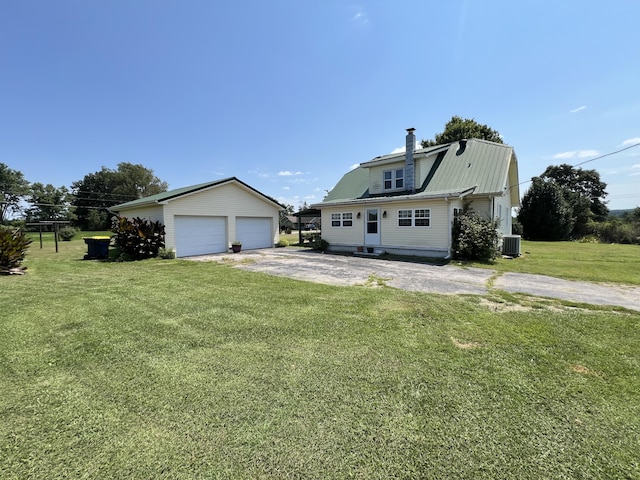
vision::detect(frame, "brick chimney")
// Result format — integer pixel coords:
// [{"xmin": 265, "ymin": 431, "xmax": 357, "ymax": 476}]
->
[{"xmin": 405, "ymin": 128, "xmax": 416, "ymax": 192}]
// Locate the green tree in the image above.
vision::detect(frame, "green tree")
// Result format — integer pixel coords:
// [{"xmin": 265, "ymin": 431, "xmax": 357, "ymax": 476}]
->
[
  {"xmin": 421, "ymin": 116, "xmax": 504, "ymax": 147},
  {"xmin": 71, "ymin": 163, "xmax": 168, "ymax": 230},
  {"xmin": 0, "ymin": 163, "xmax": 30, "ymax": 224},
  {"xmin": 518, "ymin": 177, "xmax": 574, "ymax": 241},
  {"xmin": 541, "ymin": 164, "xmax": 609, "ymax": 235},
  {"xmin": 25, "ymin": 183, "xmax": 74, "ymax": 223},
  {"xmin": 111, "ymin": 162, "xmax": 169, "ymax": 199}
]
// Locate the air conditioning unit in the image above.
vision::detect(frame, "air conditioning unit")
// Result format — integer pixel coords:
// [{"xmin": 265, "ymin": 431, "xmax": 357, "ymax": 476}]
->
[{"xmin": 502, "ymin": 235, "xmax": 521, "ymax": 256}]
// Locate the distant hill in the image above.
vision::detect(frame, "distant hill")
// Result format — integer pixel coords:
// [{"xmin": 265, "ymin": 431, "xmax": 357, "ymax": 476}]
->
[{"xmin": 609, "ymin": 209, "xmax": 635, "ymax": 218}]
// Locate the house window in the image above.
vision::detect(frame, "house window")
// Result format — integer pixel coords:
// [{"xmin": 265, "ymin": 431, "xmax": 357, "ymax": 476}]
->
[
  {"xmin": 398, "ymin": 209, "xmax": 412, "ymax": 227},
  {"xmin": 453, "ymin": 208, "xmax": 462, "ymax": 226},
  {"xmin": 331, "ymin": 212, "xmax": 353, "ymax": 227},
  {"xmin": 384, "ymin": 168, "xmax": 404, "ymax": 190},
  {"xmin": 398, "ymin": 209, "xmax": 431, "ymax": 227},
  {"xmin": 415, "ymin": 209, "xmax": 430, "ymax": 226}
]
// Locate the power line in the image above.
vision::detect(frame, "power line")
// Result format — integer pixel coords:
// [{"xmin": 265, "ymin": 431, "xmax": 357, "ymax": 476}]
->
[
  {"xmin": 513, "ymin": 141, "xmax": 640, "ymax": 190},
  {"xmin": 573, "ymin": 142, "xmax": 640, "ymax": 167}
]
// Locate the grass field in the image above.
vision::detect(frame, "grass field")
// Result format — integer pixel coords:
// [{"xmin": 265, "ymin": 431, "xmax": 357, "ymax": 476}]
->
[
  {"xmin": 465, "ymin": 240, "xmax": 640, "ymax": 285},
  {"xmin": 1, "ymin": 234, "xmax": 639, "ymax": 478}
]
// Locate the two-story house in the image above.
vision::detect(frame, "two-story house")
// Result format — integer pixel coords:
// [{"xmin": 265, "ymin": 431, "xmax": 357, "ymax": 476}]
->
[{"xmin": 313, "ymin": 128, "xmax": 520, "ymax": 258}]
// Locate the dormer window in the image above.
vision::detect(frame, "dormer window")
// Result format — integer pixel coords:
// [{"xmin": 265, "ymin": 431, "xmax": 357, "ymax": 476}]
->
[{"xmin": 384, "ymin": 168, "xmax": 404, "ymax": 191}]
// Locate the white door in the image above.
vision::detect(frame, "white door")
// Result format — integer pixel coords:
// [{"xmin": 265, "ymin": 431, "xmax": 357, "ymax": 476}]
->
[
  {"xmin": 174, "ymin": 215, "xmax": 227, "ymax": 257},
  {"xmin": 364, "ymin": 208, "xmax": 380, "ymax": 246},
  {"xmin": 236, "ymin": 217, "xmax": 273, "ymax": 250}
]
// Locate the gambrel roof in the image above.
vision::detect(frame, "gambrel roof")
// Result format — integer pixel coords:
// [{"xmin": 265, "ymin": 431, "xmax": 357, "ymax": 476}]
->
[{"xmin": 319, "ymin": 138, "xmax": 519, "ymax": 207}]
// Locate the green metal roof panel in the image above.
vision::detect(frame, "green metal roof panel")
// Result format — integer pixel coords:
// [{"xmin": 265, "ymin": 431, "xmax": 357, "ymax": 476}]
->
[
  {"xmin": 112, "ymin": 177, "xmax": 285, "ymax": 211},
  {"xmin": 423, "ymin": 139, "xmax": 512, "ymax": 195},
  {"xmin": 317, "ymin": 139, "xmax": 515, "ymax": 206},
  {"xmin": 322, "ymin": 166, "xmax": 369, "ymax": 202}
]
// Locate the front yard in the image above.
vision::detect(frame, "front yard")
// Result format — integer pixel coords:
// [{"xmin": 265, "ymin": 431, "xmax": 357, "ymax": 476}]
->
[{"xmin": 1, "ymin": 235, "xmax": 639, "ymax": 478}]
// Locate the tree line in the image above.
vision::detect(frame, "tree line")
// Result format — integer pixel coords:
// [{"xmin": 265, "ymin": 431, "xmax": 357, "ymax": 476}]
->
[
  {"xmin": 1, "ymin": 162, "xmax": 167, "ymax": 230},
  {"xmin": 2, "ymin": 116, "xmax": 639, "ymax": 244}
]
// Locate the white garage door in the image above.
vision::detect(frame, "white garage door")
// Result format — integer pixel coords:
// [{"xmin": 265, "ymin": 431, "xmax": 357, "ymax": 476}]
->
[
  {"xmin": 236, "ymin": 217, "xmax": 273, "ymax": 250},
  {"xmin": 174, "ymin": 216, "xmax": 227, "ymax": 257}
]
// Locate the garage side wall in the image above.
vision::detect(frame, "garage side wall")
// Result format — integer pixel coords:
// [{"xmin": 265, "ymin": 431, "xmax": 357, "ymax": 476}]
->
[
  {"xmin": 163, "ymin": 183, "xmax": 280, "ymax": 253},
  {"xmin": 113, "ymin": 205, "xmax": 165, "ymax": 224}
]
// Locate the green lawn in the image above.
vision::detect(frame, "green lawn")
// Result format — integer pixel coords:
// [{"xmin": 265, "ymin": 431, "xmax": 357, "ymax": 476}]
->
[
  {"xmin": 463, "ymin": 240, "xmax": 640, "ymax": 285},
  {"xmin": 1, "ymin": 235, "xmax": 639, "ymax": 478}
]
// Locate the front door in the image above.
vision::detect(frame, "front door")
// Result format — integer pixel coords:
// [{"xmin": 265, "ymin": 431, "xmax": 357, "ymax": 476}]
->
[{"xmin": 364, "ymin": 208, "xmax": 380, "ymax": 246}]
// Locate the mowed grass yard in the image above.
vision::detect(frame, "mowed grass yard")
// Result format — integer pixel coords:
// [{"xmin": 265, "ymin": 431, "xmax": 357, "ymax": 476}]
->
[{"xmin": 1, "ymin": 234, "xmax": 639, "ymax": 479}]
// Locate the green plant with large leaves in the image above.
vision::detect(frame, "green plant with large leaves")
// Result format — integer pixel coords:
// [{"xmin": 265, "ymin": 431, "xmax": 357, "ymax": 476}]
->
[
  {"xmin": 0, "ymin": 227, "xmax": 33, "ymax": 273},
  {"xmin": 111, "ymin": 215, "xmax": 166, "ymax": 260}
]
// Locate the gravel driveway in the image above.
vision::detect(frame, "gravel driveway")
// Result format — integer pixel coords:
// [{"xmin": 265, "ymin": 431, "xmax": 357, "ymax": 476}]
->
[{"xmin": 189, "ymin": 248, "xmax": 640, "ymax": 312}]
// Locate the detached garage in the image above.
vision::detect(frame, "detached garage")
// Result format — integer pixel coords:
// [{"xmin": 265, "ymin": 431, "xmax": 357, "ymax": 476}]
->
[{"xmin": 112, "ymin": 177, "xmax": 283, "ymax": 257}]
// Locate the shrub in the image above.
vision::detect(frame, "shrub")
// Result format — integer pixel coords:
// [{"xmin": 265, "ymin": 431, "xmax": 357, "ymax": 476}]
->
[
  {"xmin": 0, "ymin": 228, "xmax": 32, "ymax": 273},
  {"xmin": 311, "ymin": 236, "xmax": 329, "ymax": 252},
  {"xmin": 276, "ymin": 239, "xmax": 289, "ymax": 247},
  {"xmin": 59, "ymin": 226, "xmax": 77, "ymax": 241},
  {"xmin": 158, "ymin": 247, "xmax": 176, "ymax": 259},
  {"xmin": 586, "ymin": 219, "xmax": 640, "ymax": 245},
  {"xmin": 452, "ymin": 209, "xmax": 500, "ymax": 261},
  {"xmin": 111, "ymin": 215, "xmax": 166, "ymax": 260}
]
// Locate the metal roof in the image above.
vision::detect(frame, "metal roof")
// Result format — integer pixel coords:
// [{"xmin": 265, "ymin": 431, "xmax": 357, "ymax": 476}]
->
[
  {"xmin": 322, "ymin": 166, "xmax": 370, "ymax": 202},
  {"xmin": 316, "ymin": 139, "xmax": 519, "ymax": 207},
  {"xmin": 112, "ymin": 177, "xmax": 285, "ymax": 211},
  {"xmin": 422, "ymin": 139, "xmax": 513, "ymax": 196}
]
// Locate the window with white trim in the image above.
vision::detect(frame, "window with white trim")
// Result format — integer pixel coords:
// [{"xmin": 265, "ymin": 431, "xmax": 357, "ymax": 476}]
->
[
  {"xmin": 398, "ymin": 208, "xmax": 431, "ymax": 227},
  {"xmin": 384, "ymin": 168, "xmax": 404, "ymax": 190},
  {"xmin": 331, "ymin": 212, "xmax": 353, "ymax": 227},
  {"xmin": 453, "ymin": 208, "xmax": 462, "ymax": 226},
  {"xmin": 414, "ymin": 209, "xmax": 430, "ymax": 226},
  {"xmin": 398, "ymin": 209, "xmax": 412, "ymax": 227}
]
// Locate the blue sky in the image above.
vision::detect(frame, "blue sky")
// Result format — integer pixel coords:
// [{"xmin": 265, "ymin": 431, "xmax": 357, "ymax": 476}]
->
[{"xmin": 2, "ymin": 1, "xmax": 639, "ymax": 211}]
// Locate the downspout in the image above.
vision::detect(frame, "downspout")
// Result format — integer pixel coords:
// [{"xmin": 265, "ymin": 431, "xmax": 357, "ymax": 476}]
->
[{"xmin": 445, "ymin": 197, "xmax": 452, "ymax": 259}]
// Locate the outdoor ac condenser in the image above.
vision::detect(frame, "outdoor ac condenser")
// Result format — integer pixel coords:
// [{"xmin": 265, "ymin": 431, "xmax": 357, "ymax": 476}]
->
[{"xmin": 502, "ymin": 235, "xmax": 521, "ymax": 257}]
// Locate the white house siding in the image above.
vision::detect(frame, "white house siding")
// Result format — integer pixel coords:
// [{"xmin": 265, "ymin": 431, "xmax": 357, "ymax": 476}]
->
[
  {"xmin": 467, "ymin": 197, "xmax": 491, "ymax": 218},
  {"xmin": 380, "ymin": 200, "xmax": 450, "ymax": 250},
  {"xmin": 414, "ymin": 154, "xmax": 437, "ymax": 187},
  {"xmin": 321, "ymin": 206, "xmax": 364, "ymax": 247},
  {"xmin": 368, "ymin": 162, "xmax": 404, "ymax": 195},
  {"xmin": 493, "ymin": 192, "xmax": 513, "ymax": 236},
  {"xmin": 322, "ymin": 200, "xmax": 451, "ymax": 255},
  {"xmin": 115, "ymin": 205, "xmax": 165, "ymax": 224},
  {"xmin": 162, "ymin": 182, "xmax": 279, "ymax": 252}
]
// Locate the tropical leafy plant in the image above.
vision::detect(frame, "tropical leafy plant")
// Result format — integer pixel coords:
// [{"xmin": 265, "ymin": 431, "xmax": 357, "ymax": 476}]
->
[
  {"xmin": 111, "ymin": 215, "xmax": 166, "ymax": 260},
  {"xmin": 0, "ymin": 227, "xmax": 33, "ymax": 273}
]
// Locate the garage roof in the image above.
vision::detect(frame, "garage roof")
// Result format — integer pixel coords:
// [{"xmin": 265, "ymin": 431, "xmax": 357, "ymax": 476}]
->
[{"xmin": 112, "ymin": 177, "xmax": 284, "ymax": 211}]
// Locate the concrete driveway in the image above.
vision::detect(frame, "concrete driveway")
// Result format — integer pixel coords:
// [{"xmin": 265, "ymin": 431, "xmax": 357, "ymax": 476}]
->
[{"xmin": 189, "ymin": 248, "xmax": 640, "ymax": 312}]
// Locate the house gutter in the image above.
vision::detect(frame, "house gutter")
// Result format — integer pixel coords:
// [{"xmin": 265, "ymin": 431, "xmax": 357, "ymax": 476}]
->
[{"xmin": 311, "ymin": 188, "xmax": 476, "ymax": 209}]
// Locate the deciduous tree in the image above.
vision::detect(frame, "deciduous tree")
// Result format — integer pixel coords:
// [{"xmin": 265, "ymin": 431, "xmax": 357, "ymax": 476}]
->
[
  {"xmin": 421, "ymin": 116, "xmax": 504, "ymax": 147},
  {"xmin": 518, "ymin": 177, "xmax": 574, "ymax": 240},
  {"xmin": 25, "ymin": 183, "xmax": 74, "ymax": 223},
  {"xmin": 71, "ymin": 163, "xmax": 168, "ymax": 230},
  {"xmin": 541, "ymin": 164, "xmax": 608, "ymax": 234},
  {"xmin": 0, "ymin": 163, "xmax": 30, "ymax": 223}
]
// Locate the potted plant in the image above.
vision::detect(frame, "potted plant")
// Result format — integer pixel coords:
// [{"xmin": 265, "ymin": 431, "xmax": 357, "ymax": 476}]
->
[{"xmin": 231, "ymin": 240, "xmax": 242, "ymax": 253}]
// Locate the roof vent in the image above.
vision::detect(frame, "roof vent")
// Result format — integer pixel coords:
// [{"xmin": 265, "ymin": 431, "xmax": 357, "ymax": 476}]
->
[{"xmin": 456, "ymin": 139, "xmax": 467, "ymax": 156}]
